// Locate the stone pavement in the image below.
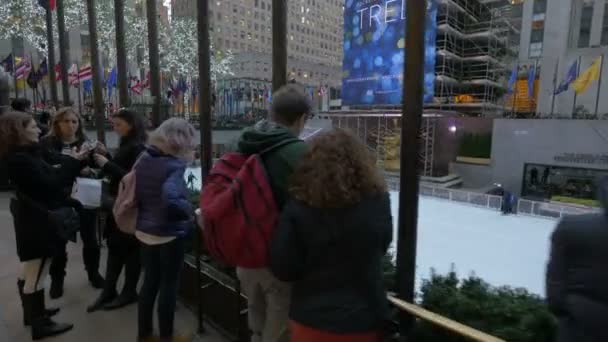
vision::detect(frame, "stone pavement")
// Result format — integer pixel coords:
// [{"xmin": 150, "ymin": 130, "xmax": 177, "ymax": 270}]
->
[{"xmin": 0, "ymin": 192, "xmax": 226, "ymax": 342}]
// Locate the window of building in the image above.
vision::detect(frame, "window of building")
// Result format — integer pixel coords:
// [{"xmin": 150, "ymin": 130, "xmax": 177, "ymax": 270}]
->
[
  {"xmin": 261, "ymin": 1, "xmax": 265, "ymax": 10},
  {"xmin": 529, "ymin": 42, "xmax": 543, "ymax": 58},
  {"xmin": 255, "ymin": 0, "xmax": 258, "ymax": 7},
  {"xmin": 601, "ymin": 3, "xmax": 608, "ymax": 45},
  {"xmin": 578, "ymin": 0, "xmax": 595, "ymax": 48}
]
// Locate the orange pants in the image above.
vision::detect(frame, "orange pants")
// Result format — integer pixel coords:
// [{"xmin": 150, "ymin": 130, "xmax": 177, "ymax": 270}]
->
[{"xmin": 290, "ymin": 321, "xmax": 382, "ymax": 342}]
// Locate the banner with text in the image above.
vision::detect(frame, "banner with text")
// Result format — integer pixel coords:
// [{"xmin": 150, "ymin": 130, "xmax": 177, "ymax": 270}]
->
[{"xmin": 342, "ymin": 0, "xmax": 438, "ymax": 106}]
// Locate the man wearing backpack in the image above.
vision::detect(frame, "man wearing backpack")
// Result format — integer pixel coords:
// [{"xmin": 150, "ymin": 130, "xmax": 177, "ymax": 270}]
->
[{"xmin": 235, "ymin": 84, "xmax": 310, "ymax": 342}]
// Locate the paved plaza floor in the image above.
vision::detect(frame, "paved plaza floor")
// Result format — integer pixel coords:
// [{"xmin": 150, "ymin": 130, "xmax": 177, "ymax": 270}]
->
[{"xmin": 0, "ymin": 192, "xmax": 226, "ymax": 342}]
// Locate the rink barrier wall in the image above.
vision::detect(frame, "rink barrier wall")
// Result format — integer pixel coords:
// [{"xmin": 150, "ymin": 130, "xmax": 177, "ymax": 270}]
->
[
  {"xmin": 386, "ymin": 176, "xmax": 504, "ymax": 211},
  {"xmin": 516, "ymin": 199, "xmax": 601, "ymax": 219},
  {"xmin": 387, "ymin": 175, "xmax": 599, "ymax": 220}
]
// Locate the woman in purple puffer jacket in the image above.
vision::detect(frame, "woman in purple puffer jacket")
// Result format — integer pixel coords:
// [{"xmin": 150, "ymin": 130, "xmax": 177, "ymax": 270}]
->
[{"xmin": 134, "ymin": 118, "xmax": 197, "ymax": 342}]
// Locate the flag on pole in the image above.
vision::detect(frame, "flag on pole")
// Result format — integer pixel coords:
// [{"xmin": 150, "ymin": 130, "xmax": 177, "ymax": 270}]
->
[
  {"xmin": 572, "ymin": 56, "xmax": 602, "ymax": 94},
  {"xmin": 507, "ymin": 64, "xmax": 517, "ymax": 94},
  {"xmin": 527, "ymin": 63, "xmax": 537, "ymax": 98},
  {"xmin": 38, "ymin": 0, "xmax": 56, "ymax": 11},
  {"xmin": 68, "ymin": 64, "xmax": 79, "ymax": 85},
  {"xmin": 554, "ymin": 60, "xmax": 580, "ymax": 95},
  {"xmin": 38, "ymin": 60, "xmax": 48, "ymax": 78},
  {"xmin": 15, "ymin": 57, "xmax": 31, "ymax": 80},
  {"xmin": 54, "ymin": 63, "xmax": 62, "ymax": 81},
  {"xmin": 106, "ymin": 67, "xmax": 117, "ymax": 98},
  {"xmin": 131, "ymin": 76, "xmax": 145, "ymax": 95},
  {"xmin": 83, "ymin": 79, "xmax": 93, "ymax": 95},
  {"xmin": 0, "ymin": 54, "xmax": 14, "ymax": 74},
  {"xmin": 78, "ymin": 65, "xmax": 93, "ymax": 83}
]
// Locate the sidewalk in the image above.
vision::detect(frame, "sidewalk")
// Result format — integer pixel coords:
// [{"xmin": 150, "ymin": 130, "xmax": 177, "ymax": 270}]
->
[{"xmin": 0, "ymin": 193, "xmax": 226, "ymax": 342}]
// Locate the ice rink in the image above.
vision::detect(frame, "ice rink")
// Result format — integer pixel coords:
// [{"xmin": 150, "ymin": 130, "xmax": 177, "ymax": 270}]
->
[
  {"xmin": 185, "ymin": 168, "xmax": 556, "ymax": 295},
  {"xmin": 389, "ymin": 192, "xmax": 555, "ymax": 296}
]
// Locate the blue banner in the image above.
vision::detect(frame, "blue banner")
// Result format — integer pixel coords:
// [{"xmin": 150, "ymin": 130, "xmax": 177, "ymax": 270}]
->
[{"xmin": 342, "ymin": 0, "xmax": 438, "ymax": 106}]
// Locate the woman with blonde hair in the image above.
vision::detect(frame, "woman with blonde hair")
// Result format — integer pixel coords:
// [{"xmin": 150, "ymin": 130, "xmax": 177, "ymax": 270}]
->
[
  {"xmin": 40, "ymin": 107, "xmax": 104, "ymax": 298},
  {"xmin": 0, "ymin": 111, "xmax": 89, "ymax": 339},
  {"xmin": 136, "ymin": 118, "xmax": 196, "ymax": 342},
  {"xmin": 270, "ymin": 128, "xmax": 393, "ymax": 342}
]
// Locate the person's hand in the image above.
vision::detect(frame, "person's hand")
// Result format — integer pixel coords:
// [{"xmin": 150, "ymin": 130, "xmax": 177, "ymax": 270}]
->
[
  {"xmin": 93, "ymin": 153, "xmax": 109, "ymax": 167},
  {"xmin": 95, "ymin": 142, "xmax": 107, "ymax": 154},
  {"xmin": 68, "ymin": 147, "xmax": 90, "ymax": 161},
  {"xmin": 80, "ymin": 167, "xmax": 92, "ymax": 176}
]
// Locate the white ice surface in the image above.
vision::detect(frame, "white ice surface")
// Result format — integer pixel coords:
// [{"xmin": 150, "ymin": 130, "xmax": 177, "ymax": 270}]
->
[
  {"xmin": 389, "ymin": 192, "xmax": 555, "ymax": 296},
  {"xmin": 185, "ymin": 168, "xmax": 556, "ymax": 295}
]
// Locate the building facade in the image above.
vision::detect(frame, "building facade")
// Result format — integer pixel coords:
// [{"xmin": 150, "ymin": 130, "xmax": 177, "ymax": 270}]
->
[
  {"xmin": 172, "ymin": 0, "xmax": 343, "ymax": 87},
  {"xmin": 515, "ymin": 0, "xmax": 608, "ymax": 117}
]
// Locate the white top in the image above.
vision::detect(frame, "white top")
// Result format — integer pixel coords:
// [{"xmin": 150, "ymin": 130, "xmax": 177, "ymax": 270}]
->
[{"xmin": 135, "ymin": 231, "xmax": 176, "ymax": 246}]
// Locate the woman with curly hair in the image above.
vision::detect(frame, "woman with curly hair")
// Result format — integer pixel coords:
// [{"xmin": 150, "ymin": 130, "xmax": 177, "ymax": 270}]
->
[{"xmin": 270, "ymin": 128, "xmax": 393, "ymax": 342}]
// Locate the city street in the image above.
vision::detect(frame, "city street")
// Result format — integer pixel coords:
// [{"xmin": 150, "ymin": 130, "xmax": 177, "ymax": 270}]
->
[{"xmin": 0, "ymin": 193, "xmax": 226, "ymax": 342}]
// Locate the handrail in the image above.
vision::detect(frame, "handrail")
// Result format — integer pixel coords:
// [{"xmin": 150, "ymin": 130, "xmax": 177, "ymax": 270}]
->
[{"xmin": 387, "ymin": 295, "xmax": 505, "ymax": 342}]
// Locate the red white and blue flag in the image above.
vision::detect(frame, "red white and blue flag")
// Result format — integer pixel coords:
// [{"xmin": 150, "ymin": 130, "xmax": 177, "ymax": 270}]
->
[{"xmin": 15, "ymin": 57, "xmax": 31, "ymax": 80}]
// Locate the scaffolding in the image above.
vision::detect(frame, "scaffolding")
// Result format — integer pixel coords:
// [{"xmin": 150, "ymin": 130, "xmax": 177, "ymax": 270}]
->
[
  {"xmin": 317, "ymin": 112, "xmax": 439, "ymax": 177},
  {"xmin": 430, "ymin": 0, "xmax": 517, "ymax": 117}
]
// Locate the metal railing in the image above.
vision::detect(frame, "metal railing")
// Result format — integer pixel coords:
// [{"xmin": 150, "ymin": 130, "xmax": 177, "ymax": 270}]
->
[
  {"xmin": 517, "ymin": 199, "xmax": 600, "ymax": 219},
  {"xmin": 385, "ymin": 175, "xmax": 504, "ymax": 211},
  {"xmin": 388, "ymin": 295, "xmax": 505, "ymax": 342}
]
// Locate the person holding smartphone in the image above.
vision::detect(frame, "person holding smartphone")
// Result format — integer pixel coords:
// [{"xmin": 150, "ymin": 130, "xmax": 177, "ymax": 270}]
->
[
  {"xmin": 0, "ymin": 111, "xmax": 89, "ymax": 339},
  {"xmin": 40, "ymin": 107, "xmax": 105, "ymax": 299}
]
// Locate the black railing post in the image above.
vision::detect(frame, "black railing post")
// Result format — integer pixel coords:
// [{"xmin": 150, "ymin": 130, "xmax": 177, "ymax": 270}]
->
[
  {"xmin": 45, "ymin": 7, "xmax": 58, "ymax": 106},
  {"xmin": 56, "ymin": 0, "xmax": 71, "ymax": 106},
  {"xmin": 272, "ymin": 0, "xmax": 288, "ymax": 92},
  {"xmin": 396, "ymin": 0, "xmax": 427, "ymax": 340},
  {"xmin": 197, "ymin": 0, "xmax": 213, "ymax": 334},
  {"xmin": 146, "ymin": 0, "xmax": 161, "ymax": 127}
]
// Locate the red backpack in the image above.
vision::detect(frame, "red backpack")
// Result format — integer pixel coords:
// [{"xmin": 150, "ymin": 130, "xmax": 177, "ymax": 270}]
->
[{"xmin": 200, "ymin": 140, "xmax": 299, "ymax": 268}]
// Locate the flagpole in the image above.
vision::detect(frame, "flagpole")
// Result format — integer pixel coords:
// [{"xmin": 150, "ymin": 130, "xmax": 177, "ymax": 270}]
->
[
  {"xmin": 532, "ymin": 59, "xmax": 539, "ymax": 116},
  {"xmin": 595, "ymin": 54, "xmax": 604, "ymax": 117},
  {"xmin": 550, "ymin": 57, "xmax": 559, "ymax": 116},
  {"xmin": 76, "ymin": 63, "xmax": 83, "ymax": 115},
  {"xmin": 30, "ymin": 53, "xmax": 35, "ymax": 111},
  {"xmin": 572, "ymin": 56, "xmax": 582, "ymax": 116},
  {"xmin": 12, "ymin": 49, "xmax": 19, "ymax": 99},
  {"xmin": 511, "ymin": 62, "xmax": 519, "ymax": 117}
]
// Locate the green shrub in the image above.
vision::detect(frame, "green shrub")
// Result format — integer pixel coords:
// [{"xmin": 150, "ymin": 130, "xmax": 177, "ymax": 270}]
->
[
  {"xmin": 458, "ymin": 133, "xmax": 492, "ymax": 159},
  {"xmin": 551, "ymin": 196, "xmax": 600, "ymax": 208},
  {"xmin": 383, "ymin": 259, "xmax": 557, "ymax": 341}
]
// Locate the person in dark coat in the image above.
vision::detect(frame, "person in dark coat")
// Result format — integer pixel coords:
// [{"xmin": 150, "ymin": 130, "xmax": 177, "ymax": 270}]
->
[
  {"xmin": 88, "ymin": 108, "xmax": 147, "ymax": 312},
  {"xmin": 135, "ymin": 118, "xmax": 196, "ymax": 342},
  {"xmin": 270, "ymin": 128, "xmax": 393, "ymax": 342},
  {"xmin": 0, "ymin": 111, "xmax": 88, "ymax": 340},
  {"xmin": 40, "ymin": 107, "xmax": 104, "ymax": 299},
  {"xmin": 546, "ymin": 176, "xmax": 608, "ymax": 342}
]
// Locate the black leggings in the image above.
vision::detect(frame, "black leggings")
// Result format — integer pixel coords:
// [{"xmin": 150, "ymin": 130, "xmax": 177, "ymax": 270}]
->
[
  {"xmin": 102, "ymin": 217, "xmax": 141, "ymax": 295},
  {"xmin": 49, "ymin": 209, "xmax": 100, "ymax": 279}
]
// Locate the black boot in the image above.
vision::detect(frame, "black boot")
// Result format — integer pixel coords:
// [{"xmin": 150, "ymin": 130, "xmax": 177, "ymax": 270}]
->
[
  {"xmin": 104, "ymin": 250, "xmax": 140, "ymax": 311},
  {"xmin": 49, "ymin": 277, "xmax": 64, "ymax": 300},
  {"xmin": 82, "ymin": 222, "xmax": 104, "ymax": 289},
  {"xmin": 24, "ymin": 290, "xmax": 73, "ymax": 340},
  {"xmin": 87, "ymin": 289, "xmax": 118, "ymax": 313},
  {"xmin": 17, "ymin": 280, "xmax": 59, "ymax": 326},
  {"xmin": 87, "ymin": 271, "xmax": 105, "ymax": 289}
]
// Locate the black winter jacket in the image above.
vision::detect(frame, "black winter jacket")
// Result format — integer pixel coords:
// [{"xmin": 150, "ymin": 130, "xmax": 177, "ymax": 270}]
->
[
  {"xmin": 546, "ymin": 177, "xmax": 608, "ymax": 342},
  {"xmin": 270, "ymin": 193, "xmax": 393, "ymax": 334},
  {"xmin": 5, "ymin": 144, "xmax": 83, "ymax": 261},
  {"xmin": 102, "ymin": 136, "xmax": 145, "ymax": 196}
]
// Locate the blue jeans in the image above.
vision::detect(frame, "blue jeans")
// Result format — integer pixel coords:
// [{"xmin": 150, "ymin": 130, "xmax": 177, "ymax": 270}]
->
[{"xmin": 138, "ymin": 237, "xmax": 185, "ymax": 339}]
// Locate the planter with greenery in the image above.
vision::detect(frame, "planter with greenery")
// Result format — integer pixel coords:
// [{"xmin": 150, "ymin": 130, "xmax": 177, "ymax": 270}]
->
[
  {"xmin": 382, "ymin": 256, "xmax": 557, "ymax": 341},
  {"xmin": 458, "ymin": 133, "xmax": 492, "ymax": 160},
  {"xmin": 551, "ymin": 196, "xmax": 600, "ymax": 208}
]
